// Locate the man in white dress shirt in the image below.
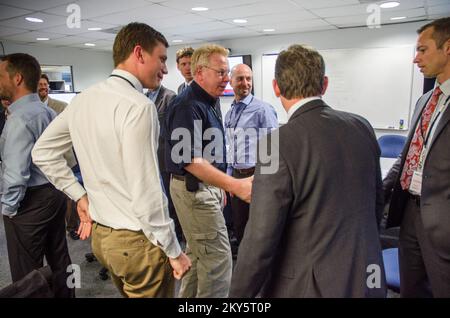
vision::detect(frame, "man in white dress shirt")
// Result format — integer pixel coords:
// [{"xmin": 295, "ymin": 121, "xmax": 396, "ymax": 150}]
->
[{"xmin": 32, "ymin": 22, "xmax": 191, "ymax": 298}]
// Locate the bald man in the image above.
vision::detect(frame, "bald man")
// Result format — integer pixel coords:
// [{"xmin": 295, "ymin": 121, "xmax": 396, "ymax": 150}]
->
[{"xmin": 224, "ymin": 64, "xmax": 278, "ymax": 245}]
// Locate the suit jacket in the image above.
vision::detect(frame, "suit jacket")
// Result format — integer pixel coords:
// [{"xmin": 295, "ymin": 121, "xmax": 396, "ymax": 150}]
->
[
  {"xmin": 47, "ymin": 97, "xmax": 77, "ymax": 168},
  {"xmin": 230, "ymin": 99, "xmax": 386, "ymax": 298},
  {"xmin": 177, "ymin": 82, "xmax": 187, "ymax": 95},
  {"xmin": 386, "ymin": 89, "xmax": 450, "ymax": 260},
  {"xmin": 47, "ymin": 97, "xmax": 67, "ymax": 114},
  {"xmin": 154, "ymin": 86, "xmax": 176, "ymax": 172}
]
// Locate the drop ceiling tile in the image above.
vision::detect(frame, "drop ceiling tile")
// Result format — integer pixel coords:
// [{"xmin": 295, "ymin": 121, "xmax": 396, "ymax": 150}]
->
[
  {"xmin": 39, "ymin": 20, "xmax": 118, "ymax": 36},
  {"xmin": 247, "ymin": 18, "xmax": 332, "ymax": 32},
  {"xmin": 93, "ymin": 4, "xmax": 184, "ymax": 24},
  {"xmin": 151, "ymin": 13, "xmax": 214, "ymax": 30},
  {"xmin": 0, "ymin": 12, "xmax": 67, "ymax": 30},
  {"xmin": 160, "ymin": 21, "xmax": 234, "ymax": 36},
  {"xmin": 224, "ymin": 11, "xmax": 317, "ymax": 26},
  {"xmin": 0, "ymin": 0, "xmax": 74, "ymax": 11},
  {"xmin": 291, "ymin": 0, "xmax": 360, "ymax": 9},
  {"xmin": 428, "ymin": 4, "xmax": 450, "ymax": 16},
  {"xmin": 2, "ymin": 30, "xmax": 66, "ymax": 42},
  {"xmin": 159, "ymin": 0, "xmax": 263, "ymax": 11},
  {"xmin": 0, "ymin": 4, "xmax": 32, "ymax": 20},
  {"xmin": 0, "ymin": 27, "xmax": 28, "ymax": 37},
  {"xmin": 200, "ymin": 1, "xmax": 303, "ymax": 20}
]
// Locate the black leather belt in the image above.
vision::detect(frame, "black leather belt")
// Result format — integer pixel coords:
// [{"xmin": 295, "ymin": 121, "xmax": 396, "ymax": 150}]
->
[{"xmin": 233, "ymin": 167, "xmax": 255, "ymax": 175}]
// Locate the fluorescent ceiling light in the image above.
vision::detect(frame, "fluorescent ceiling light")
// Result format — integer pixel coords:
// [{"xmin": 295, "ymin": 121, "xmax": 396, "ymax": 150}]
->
[
  {"xmin": 84, "ymin": 43, "xmax": 96, "ymax": 46},
  {"xmin": 191, "ymin": 7, "xmax": 208, "ymax": 11},
  {"xmin": 172, "ymin": 39, "xmax": 183, "ymax": 43},
  {"xmin": 36, "ymin": 37, "xmax": 49, "ymax": 41},
  {"xmin": 233, "ymin": 19, "xmax": 247, "ymax": 24},
  {"xmin": 380, "ymin": 2, "xmax": 400, "ymax": 9},
  {"xmin": 88, "ymin": 27, "xmax": 102, "ymax": 31},
  {"xmin": 26, "ymin": 17, "xmax": 43, "ymax": 23},
  {"xmin": 391, "ymin": 16, "xmax": 406, "ymax": 20},
  {"xmin": 263, "ymin": 29, "xmax": 275, "ymax": 32}
]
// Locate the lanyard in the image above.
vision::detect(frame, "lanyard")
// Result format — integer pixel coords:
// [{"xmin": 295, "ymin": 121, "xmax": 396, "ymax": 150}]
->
[
  {"xmin": 418, "ymin": 95, "xmax": 450, "ymax": 169},
  {"xmin": 228, "ymin": 96, "xmax": 253, "ymax": 129},
  {"xmin": 422, "ymin": 95, "xmax": 450, "ymax": 147},
  {"xmin": 109, "ymin": 74, "xmax": 135, "ymax": 89}
]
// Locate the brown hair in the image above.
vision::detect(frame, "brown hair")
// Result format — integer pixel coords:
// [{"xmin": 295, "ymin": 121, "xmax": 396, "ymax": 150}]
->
[
  {"xmin": 417, "ymin": 17, "xmax": 450, "ymax": 49},
  {"xmin": 275, "ymin": 44, "xmax": 325, "ymax": 99},
  {"xmin": 1, "ymin": 53, "xmax": 41, "ymax": 93},
  {"xmin": 40, "ymin": 73, "xmax": 49, "ymax": 84},
  {"xmin": 176, "ymin": 47, "xmax": 194, "ymax": 63},
  {"xmin": 112, "ymin": 22, "xmax": 168, "ymax": 67}
]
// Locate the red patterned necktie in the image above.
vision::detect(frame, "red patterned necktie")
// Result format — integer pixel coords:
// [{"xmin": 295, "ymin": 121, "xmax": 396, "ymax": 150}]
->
[{"xmin": 400, "ymin": 87, "xmax": 442, "ymax": 190}]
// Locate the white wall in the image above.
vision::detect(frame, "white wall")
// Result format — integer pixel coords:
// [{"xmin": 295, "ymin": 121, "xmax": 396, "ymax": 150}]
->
[
  {"xmin": 165, "ymin": 21, "xmax": 428, "ymax": 138},
  {"xmin": 1, "ymin": 41, "xmax": 113, "ymax": 91}
]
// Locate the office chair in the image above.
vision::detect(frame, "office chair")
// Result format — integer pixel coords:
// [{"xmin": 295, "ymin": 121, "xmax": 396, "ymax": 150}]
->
[
  {"xmin": 377, "ymin": 134, "xmax": 407, "ymax": 159},
  {"xmin": 382, "ymin": 248, "xmax": 400, "ymax": 293},
  {"xmin": 377, "ymin": 135, "xmax": 406, "ymax": 294}
]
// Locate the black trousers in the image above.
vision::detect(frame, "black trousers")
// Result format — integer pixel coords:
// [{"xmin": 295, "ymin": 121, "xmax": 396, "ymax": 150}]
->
[
  {"xmin": 161, "ymin": 170, "xmax": 183, "ymax": 242},
  {"xmin": 2, "ymin": 184, "xmax": 75, "ymax": 298},
  {"xmin": 231, "ymin": 168, "xmax": 254, "ymax": 244},
  {"xmin": 399, "ymin": 195, "xmax": 450, "ymax": 298}
]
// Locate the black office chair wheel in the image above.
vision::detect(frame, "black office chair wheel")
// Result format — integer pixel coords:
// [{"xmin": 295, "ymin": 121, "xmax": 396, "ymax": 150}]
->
[
  {"xmin": 99, "ymin": 267, "xmax": 109, "ymax": 281},
  {"xmin": 85, "ymin": 253, "xmax": 97, "ymax": 263}
]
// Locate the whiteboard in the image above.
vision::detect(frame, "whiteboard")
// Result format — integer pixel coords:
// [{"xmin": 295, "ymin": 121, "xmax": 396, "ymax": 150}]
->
[{"xmin": 262, "ymin": 47, "xmax": 420, "ymax": 129}]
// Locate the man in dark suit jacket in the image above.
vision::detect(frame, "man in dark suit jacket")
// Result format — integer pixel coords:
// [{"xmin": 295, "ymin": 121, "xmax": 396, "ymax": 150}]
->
[
  {"xmin": 175, "ymin": 47, "xmax": 194, "ymax": 94},
  {"xmin": 146, "ymin": 85, "xmax": 183, "ymax": 242},
  {"xmin": 385, "ymin": 17, "xmax": 450, "ymax": 298},
  {"xmin": 229, "ymin": 44, "xmax": 386, "ymax": 298}
]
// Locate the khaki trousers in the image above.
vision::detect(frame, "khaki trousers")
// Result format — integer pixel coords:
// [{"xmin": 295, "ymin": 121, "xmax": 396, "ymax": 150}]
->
[
  {"xmin": 91, "ymin": 222, "xmax": 174, "ymax": 298},
  {"xmin": 170, "ymin": 177, "xmax": 232, "ymax": 298}
]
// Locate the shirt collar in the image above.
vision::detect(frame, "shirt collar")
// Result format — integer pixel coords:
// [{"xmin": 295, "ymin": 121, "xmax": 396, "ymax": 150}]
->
[
  {"xmin": 111, "ymin": 69, "xmax": 143, "ymax": 92},
  {"xmin": 232, "ymin": 93, "xmax": 253, "ymax": 107},
  {"xmin": 146, "ymin": 85, "xmax": 161, "ymax": 103},
  {"xmin": 287, "ymin": 96, "xmax": 322, "ymax": 120},
  {"xmin": 437, "ymin": 78, "xmax": 450, "ymax": 98},
  {"xmin": 191, "ymin": 80, "xmax": 218, "ymax": 106},
  {"xmin": 43, "ymin": 97, "xmax": 49, "ymax": 105},
  {"xmin": 8, "ymin": 93, "xmax": 41, "ymax": 114}
]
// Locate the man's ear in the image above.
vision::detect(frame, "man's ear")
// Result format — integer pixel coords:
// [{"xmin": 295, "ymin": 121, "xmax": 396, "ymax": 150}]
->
[
  {"xmin": 272, "ymin": 79, "xmax": 281, "ymax": 97},
  {"xmin": 13, "ymin": 72, "xmax": 23, "ymax": 88},
  {"xmin": 321, "ymin": 76, "xmax": 329, "ymax": 95},
  {"xmin": 444, "ymin": 39, "xmax": 450, "ymax": 56},
  {"xmin": 133, "ymin": 45, "xmax": 145, "ymax": 64}
]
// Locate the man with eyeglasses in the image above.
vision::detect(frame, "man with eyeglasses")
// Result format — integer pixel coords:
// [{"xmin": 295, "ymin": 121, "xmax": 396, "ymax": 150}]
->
[{"xmin": 164, "ymin": 44, "xmax": 253, "ymax": 297}]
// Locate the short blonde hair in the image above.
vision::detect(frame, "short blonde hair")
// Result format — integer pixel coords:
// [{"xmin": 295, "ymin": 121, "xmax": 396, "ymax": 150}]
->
[{"xmin": 190, "ymin": 44, "xmax": 229, "ymax": 76}]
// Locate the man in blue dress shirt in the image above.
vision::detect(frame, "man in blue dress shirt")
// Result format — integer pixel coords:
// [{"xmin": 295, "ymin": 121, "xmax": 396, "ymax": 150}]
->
[
  {"xmin": 0, "ymin": 53, "xmax": 74, "ymax": 297},
  {"xmin": 224, "ymin": 64, "xmax": 278, "ymax": 244}
]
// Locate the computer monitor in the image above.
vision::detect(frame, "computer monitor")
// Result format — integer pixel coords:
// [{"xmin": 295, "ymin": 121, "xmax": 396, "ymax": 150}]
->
[{"xmin": 49, "ymin": 80, "xmax": 65, "ymax": 92}]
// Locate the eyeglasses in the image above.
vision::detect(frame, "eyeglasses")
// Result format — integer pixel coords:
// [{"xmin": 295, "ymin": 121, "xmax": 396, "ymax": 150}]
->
[{"xmin": 202, "ymin": 65, "xmax": 230, "ymax": 78}]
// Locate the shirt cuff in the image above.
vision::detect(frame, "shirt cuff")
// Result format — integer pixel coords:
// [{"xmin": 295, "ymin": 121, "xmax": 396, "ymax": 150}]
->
[
  {"xmin": 64, "ymin": 182, "xmax": 87, "ymax": 202},
  {"xmin": 1, "ymin": 205, "xmax": 17, "ymax": 218}
]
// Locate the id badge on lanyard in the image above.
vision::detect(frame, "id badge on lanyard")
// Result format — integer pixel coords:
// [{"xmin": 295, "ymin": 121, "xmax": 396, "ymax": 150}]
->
[{"xmin": 410, "ymin": 95, "xmax": 450, "ymax": 195}]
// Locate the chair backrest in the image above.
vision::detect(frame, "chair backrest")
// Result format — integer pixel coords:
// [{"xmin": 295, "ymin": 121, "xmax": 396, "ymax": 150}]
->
[{"xmin": 377, "ymin": 135, "xmax": 407, "ymax": 158}]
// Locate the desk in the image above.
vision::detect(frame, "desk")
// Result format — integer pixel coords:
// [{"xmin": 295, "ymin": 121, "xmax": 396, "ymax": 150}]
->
[{"xmin": 381, "ymin": 157, "xmax": 397, "ymax": 179}]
